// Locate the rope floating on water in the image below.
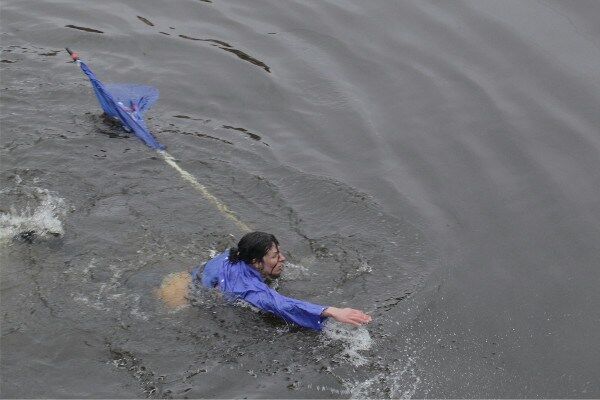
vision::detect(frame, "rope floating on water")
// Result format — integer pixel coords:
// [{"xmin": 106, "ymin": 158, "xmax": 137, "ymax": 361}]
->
[{"xmin": 159, "ymin": 150, "xmax": 251, "ymax": 233}]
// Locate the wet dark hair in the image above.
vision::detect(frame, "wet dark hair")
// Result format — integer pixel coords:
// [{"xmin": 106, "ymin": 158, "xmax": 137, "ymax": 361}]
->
[{"xmin": 229, "ymin": 231, "xmax": 279, "ymax": 264}]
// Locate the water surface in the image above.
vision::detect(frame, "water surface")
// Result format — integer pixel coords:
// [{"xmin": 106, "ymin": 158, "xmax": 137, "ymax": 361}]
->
[{"xmin": 1, "ymin": 0, "xmax": 599, "ymax": 398}]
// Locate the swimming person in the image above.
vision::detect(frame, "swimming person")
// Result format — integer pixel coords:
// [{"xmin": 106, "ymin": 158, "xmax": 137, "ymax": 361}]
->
[{"xmin": 191, "ymin": 231, "xmax": 372, "ymax": 330}]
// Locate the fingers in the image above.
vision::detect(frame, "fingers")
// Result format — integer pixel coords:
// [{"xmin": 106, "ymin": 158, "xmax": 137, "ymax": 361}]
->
[
  {"xmin": 327, "ymin": 307, "xmax": 373, "ymax": 326},
  {"xmin": 343, "ymin": 308, "xmax": 372, "ymax": 326}
]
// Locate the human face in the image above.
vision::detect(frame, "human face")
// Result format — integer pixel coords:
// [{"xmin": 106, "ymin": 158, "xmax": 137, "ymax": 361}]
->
[{"xmin": 259, "ymin": 244, "xmax": 286, "ymax": 277}]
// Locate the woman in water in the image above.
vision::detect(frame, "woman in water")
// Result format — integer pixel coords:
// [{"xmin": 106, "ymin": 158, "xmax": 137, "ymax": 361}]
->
[{"xmin": 191, "ymin": 231, "xmax": 372, "ymax": 330}]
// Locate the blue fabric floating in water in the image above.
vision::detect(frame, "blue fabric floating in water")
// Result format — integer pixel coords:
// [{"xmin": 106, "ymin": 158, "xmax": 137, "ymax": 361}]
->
[
  {"xmin": 104, "ymin": 83, "xmax": 159, "ymax": 115},
  {"xmin": 77, "ymin": 60, "xmax": 165, "ymax": 150}
]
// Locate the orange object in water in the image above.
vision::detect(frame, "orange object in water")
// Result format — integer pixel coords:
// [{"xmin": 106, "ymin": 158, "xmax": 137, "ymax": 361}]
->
[{"xmin": 155, "ymin": 272, "xmax": 191, "ymax": 308}]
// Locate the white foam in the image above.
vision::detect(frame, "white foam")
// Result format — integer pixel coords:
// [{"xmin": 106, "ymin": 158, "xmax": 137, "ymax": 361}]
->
[
  {"xmin": 322, "ymin": 321, "xmax": 373, "ymax": 366},
  {"xmin": 306, "ymin": 384, "xmax": 351, "ymax": 396},
  {"xmin": 234, "ymin": 298, "xmax": 262, "ymax": 313},
  {"xmin": 0, "ymin": 186, "xmax": 66, "ymax": 241},
  {"xmin": 282, "ymin": 261, "xmax": 311, "ymax": 280},
  {"xmin": 318, "ymin": 323, "xmax": 423, "ymax": 398},
  {"xmin": 343, "ymin": 356, "xmax": 422, "ymax": 399},
  {"xmin": 207, "ymin": 249, "xmax": 218, "ymax": 258},
  {"xmin": 358, "ymin": 261, "xmax": 372, "ymax": 273}
]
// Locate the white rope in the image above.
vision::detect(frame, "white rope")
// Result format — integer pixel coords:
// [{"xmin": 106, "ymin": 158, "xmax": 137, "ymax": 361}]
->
[{"xmin": 159, "ymin": 150, "xmax": 251, "ymax": 233}]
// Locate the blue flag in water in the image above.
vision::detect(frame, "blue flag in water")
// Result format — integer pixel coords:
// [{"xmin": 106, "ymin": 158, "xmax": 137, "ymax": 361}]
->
[{"xmin": 76, "ymin": 59, "xmax": 165, "ymax": 150}]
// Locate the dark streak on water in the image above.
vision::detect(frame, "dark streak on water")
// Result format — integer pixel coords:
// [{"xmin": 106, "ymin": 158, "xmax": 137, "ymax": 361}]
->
[
  {"xmin": 204, "ymin": 39, "xmax": 233, "ymax": 48},
  {"xmin": 178, "ymin": 34, "xmax": 203, "ymax": 41},
  {"xmin": 137, "ymin": 16, "xmax": 155, "ymax": 27},
  {"xmin": 161, "ymin": 128, "xmax": 233, "ymax": 145},
  {"xmin": 222, "ymin": 125, "xmax": 264, "ymax": 143},
  {"xmin": 173, "ymin": 115, "xmax": 210, "ymax": 122},
  {"xmin": 64, "ymin": 24, "xmax": 104, "ymax": 34},
  {"xmin": 178, "ymin": 34, "xmax": 232, "ymax": 48},
  {"xmin": 2, "ymin": 0, "xmax": 600, "ymax": 398},
  {"xmin": 219, "ymin": 47, "xmax": 271, "ymax": 72},
  {"xmin": 39, "ymin": 50, "xmax": 59, "ymax": 56},
  {"xmin": 178, "ymin": 35, "xmax": 269, "ymax": 72}
]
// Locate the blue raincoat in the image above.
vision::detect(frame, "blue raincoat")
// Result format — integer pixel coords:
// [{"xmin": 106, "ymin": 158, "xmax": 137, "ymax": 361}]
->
[{"xmin": 191, "ymin": 251, "xmax": 328, "ymax": 330}]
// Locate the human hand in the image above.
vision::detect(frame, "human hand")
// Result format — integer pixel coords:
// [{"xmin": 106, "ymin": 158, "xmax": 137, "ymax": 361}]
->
[{"xmin": 322, "ymin": 307, "xmax": 372, "ymax": 326}]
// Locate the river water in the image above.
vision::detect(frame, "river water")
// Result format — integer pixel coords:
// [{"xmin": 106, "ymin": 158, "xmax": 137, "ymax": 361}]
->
[{"xmin": 1, "ymin": 0, "xmax": 599, "ymax": 398}]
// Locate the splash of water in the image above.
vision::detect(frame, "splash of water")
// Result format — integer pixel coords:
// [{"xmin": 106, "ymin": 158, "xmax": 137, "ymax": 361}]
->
[
  {"xmin": 0, "ymin": 184, "xmax": 66, "ymax": 241},
  {"xmin": 343, "ymin": 355, "xmax": 422, "ymax": 399},
  {"xmin": 322, "ymin": 321, "xmax": 373, "ymax": 366}
]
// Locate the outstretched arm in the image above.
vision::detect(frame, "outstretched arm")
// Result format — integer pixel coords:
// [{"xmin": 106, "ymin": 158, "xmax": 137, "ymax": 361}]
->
[
  {"xmin": 322, "ymin": 307, "xmax": 372, "ymax": 326},
  {"xmin": 221, "ymin": 264, "xmax": 373, "ymax": 330},
  {"xmin": 234, "ymin": 284, "xmax": 373, "ymax": 330},
  {"xmin": 233, "ymin": 281, "xmax": 328, "ymax": 330}
]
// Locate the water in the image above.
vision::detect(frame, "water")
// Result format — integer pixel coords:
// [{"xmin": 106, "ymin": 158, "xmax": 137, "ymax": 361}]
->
[{"xmin": 1, "ymin": 0, "xmax": 599, "ymax": 398}]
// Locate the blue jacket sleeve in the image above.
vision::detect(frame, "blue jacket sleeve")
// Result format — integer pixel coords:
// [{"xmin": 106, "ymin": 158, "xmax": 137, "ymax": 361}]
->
[
  {"xmin": 220, "ymin": 264, "xmax": 328, "ymax": 330},
  {"xmin": 240, "ymin": 282, "xmax": 328, "ymax": 331}
]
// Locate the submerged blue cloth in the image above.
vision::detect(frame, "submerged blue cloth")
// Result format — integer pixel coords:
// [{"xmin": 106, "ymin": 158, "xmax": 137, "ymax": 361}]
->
[
  {"xmin": 191, "ymin": 251, "xmax": 328, "ymax": 331},
  {"xmin": 77, "ymin": 60, "xmax": 165, "ymax": 150}
]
